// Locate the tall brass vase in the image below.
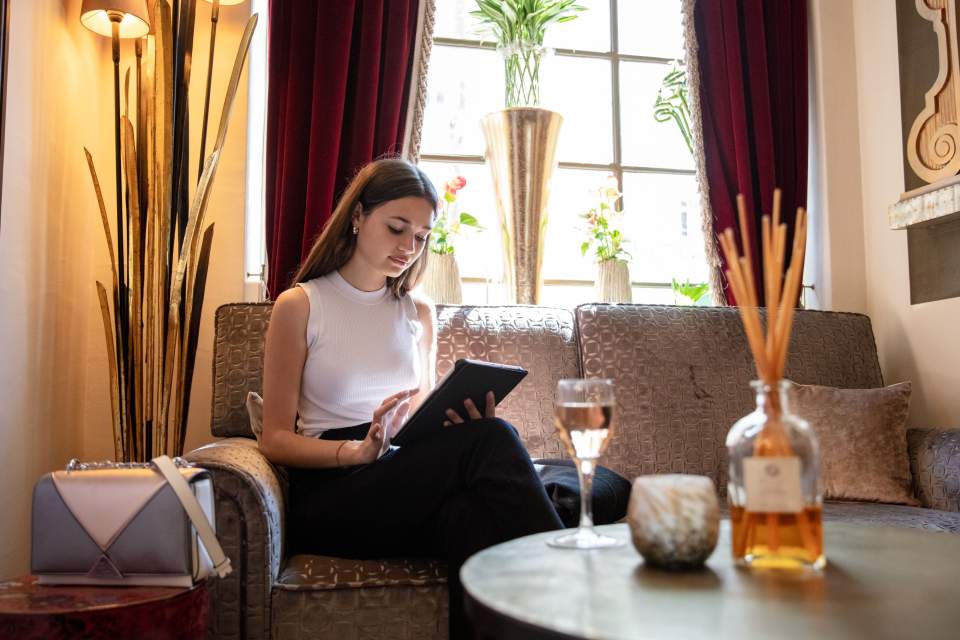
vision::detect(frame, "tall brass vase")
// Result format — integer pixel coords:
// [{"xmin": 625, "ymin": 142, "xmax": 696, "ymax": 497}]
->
[{"xmin": 480, "ymin": 108, "xmax": 563, "ymax": 304}]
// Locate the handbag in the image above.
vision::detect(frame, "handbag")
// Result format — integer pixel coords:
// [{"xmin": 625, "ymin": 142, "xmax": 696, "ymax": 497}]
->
[{"xmin": 31, "ymin": 455, "xmax": 232, "ymax": 587}]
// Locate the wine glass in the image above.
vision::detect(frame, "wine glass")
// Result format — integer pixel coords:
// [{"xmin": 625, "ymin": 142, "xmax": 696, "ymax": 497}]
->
[{"xmin": 548, "ymin": 378, "xmax": 624, "ymax": 549}]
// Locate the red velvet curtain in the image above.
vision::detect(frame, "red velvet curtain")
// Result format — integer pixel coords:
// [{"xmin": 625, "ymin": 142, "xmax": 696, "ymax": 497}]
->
[
  {"xmin": 694, "ymin": 0, "xmax": 807, "ymax": 305},
  {"xmin": 265, "ymin": 0, "xmax": 420, "ymax": 299}
]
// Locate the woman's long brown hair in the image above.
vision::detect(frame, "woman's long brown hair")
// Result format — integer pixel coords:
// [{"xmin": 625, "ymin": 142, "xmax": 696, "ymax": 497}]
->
[{"xmin": 290, "ymin": 158, "xmax": 438, "ymax": 298}]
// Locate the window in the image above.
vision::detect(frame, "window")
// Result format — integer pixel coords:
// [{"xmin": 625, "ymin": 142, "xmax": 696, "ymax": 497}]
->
[
  {"xmin": 419, "ymin": 0, "xmax": 709, "ymax": 306},
  {"xmin": 244, "ymin": 0, "xmax": 269, "ymax": 301}
]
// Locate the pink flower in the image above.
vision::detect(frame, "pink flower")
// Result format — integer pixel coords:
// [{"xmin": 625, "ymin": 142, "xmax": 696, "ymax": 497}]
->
[{"xmin": 445, "ymin": 176, "xmax": 467, "ymax": 195}]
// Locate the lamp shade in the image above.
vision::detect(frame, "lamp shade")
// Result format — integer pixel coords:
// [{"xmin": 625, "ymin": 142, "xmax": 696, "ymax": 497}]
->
[
  {"xmin": 80, "ymin": 0, "xmax": 150, "ymax": 38},
  {"xmin": 204, "ymin": 0, "xmax": 247, "ymax": 5}
]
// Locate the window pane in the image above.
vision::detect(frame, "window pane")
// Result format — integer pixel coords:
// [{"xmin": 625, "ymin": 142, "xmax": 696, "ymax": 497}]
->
[
  {"xmin": 433, "ymin": 0, "xmax": 484, "ymax": 41},
  {"xmin": 618, "ymin": 0, "xmax": 685, "ymax": 59},
  {"xmin": 461, "ymin": 280, "xmax": 510, "ymax": 305},
  {"xmin": 417, "ymin": 160, "xmax": 502, "ymax": 283},
  {"xmin": 540, "ymin": 167, "xmax": 614, "ymax": 283},
  {"xmin": 539, "ymin": 284, "xmax": 594, "ymax": 308},
  {"xmin": 632, "ymin": 286, "xmax": 679, "ymax": 305},
  {"xmin": 541, "ymin": 57, "xmax": 613, "ymax": 164},
  {"xmin": 621, "ymin": 172, "xmax": 708, "ymax": 285},
  {"xmin": 436, "ymin": 0, "xmax": 610, "ymax": 53},
  {"xmin": 420, "ymin": 46, "xmax": 503, "ymax": 156},
  {"xmin": 619, "ymin": 60, "xmax": 694, "ymax": 170},
  {"xmin": 543, "ymin": 0, "xmax": 610, "ymax": 53}
]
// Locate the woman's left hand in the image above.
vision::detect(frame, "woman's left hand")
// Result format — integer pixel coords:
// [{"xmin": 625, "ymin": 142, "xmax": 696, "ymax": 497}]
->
[{"xmin": 444, "ymin": 391, "xmax": 495, "ymax": 426}]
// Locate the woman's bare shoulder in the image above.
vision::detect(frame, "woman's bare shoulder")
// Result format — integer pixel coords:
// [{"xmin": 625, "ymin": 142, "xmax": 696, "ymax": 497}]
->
[
  {"xmin": 271, "ymin": 286, "xmax": 310, "ymax": 327},
  {"xmin": 408, "ymin": 289, "xmax": 436, "ymax": 325}
]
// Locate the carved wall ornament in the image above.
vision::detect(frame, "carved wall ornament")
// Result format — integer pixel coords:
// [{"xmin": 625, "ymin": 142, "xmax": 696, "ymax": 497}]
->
[{"xmin": 907, "ymin": 0, "xmax": 960, "ymax": 184}]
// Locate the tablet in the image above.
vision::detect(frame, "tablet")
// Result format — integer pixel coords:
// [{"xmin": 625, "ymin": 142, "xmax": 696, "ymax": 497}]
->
[{"xmin": 390, "ymin": 359, "xmax": 528, "ymax": 447}]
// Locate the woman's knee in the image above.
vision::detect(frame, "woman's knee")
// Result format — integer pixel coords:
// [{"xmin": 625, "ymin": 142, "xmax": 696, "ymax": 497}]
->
[{"xmin": 471, "ymin": 417, "xmax": 523, "ymax": 447}]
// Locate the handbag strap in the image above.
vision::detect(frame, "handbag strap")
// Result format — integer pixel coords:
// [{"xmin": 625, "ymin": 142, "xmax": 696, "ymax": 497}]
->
[{"xmin": 153, "ymin": 455, "xmax": 233, "ymax": 578}]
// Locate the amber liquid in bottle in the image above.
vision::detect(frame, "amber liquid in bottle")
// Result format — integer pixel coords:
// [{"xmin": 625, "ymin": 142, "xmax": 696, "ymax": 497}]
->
[{"xmin": 730, "ymin": 506, "xmax": 824, "ymax": 569}]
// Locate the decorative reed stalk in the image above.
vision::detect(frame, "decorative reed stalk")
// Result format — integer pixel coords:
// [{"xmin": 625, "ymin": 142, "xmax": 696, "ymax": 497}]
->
[
  {"xmin": 85, "ymin": 0, "xmax": 258, "ymax": 461},
  {"xmin": 718, "ymin": 189, "xmax": 807, "ymax": 390}
]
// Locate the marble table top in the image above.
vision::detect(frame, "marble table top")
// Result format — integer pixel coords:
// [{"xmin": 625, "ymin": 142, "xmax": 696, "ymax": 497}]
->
[{"xmin": 461, "ymin": 522, "xmax": 960, "ymax": 640}]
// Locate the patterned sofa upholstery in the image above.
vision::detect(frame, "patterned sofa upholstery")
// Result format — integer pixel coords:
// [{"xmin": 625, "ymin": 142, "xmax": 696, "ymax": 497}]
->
[{"xmin": 187, "ymin": 303, "xmax": 960, "ymax": 640}]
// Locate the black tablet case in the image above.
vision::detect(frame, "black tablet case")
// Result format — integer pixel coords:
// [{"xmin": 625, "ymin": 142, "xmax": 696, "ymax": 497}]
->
[{"xmin": 391, "ymin": 359, "xmax": 528, "ymax": 447}]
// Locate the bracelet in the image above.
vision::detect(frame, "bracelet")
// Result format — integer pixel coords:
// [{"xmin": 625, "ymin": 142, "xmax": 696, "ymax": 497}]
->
[{"xmin": 335, "ymin": 440, "xmax": 349, "ymax": 467}]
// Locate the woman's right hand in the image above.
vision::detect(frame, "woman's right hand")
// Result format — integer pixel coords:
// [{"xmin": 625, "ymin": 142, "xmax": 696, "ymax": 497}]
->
[{"xmin": 341, "ymin": 390, "xmax": 414, "ymax": 466}]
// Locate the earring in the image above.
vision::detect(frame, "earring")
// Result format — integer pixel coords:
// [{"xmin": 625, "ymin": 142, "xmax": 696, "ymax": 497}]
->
[{"xmin": 352, "ymin": 225, "xmax": 359, "ymax": 235}]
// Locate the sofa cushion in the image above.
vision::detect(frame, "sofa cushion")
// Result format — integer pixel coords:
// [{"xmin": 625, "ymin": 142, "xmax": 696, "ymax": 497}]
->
[
  {"xmin": 272, "ymin": 579, "xmax": 448, "ymax": 639},
  {"xmin": 436, "ymin": 305, "xmax": 580, "ymax": 460},
  {"xmin": 821, "ymin": 501, "xmax": 960, "ymax": 533},
  {"xmin": 908, "ymin": 428, "xmax": 960, "ymax": 512},
  {"xmin": 276, "ymin": 555, "xmax": 447, "ymax": 590},
  {"xmin": 791, "ymin": 382, "xmax": 919, "ymax": 506},
  {"xmin": 574, "ymin": 304, "xmax": 883, "ymax": 489}
]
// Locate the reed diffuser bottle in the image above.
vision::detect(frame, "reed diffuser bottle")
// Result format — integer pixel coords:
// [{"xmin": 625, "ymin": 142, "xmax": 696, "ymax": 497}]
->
[
  {"xmin": 727, "ymin": 381, "xmax": 823, "ymax": 569},
  {"xmin": 719, "ymin": 190, "xmax": 824, "ymax": 571}
]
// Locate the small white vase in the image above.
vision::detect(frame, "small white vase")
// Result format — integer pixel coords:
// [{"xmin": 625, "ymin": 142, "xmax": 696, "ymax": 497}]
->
[
  {"xmin": 595, "ymin": 259, "xmax": 632, "ymax": 303},
  {"xmin": 421, "ymin": 253, "xmax": 463, "ymax": 304}
]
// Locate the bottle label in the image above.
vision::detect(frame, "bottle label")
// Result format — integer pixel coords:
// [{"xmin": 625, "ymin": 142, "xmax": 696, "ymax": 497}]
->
[{"xmin": 743, "ymin": 456, "xmax": 803, "ymax": 513}]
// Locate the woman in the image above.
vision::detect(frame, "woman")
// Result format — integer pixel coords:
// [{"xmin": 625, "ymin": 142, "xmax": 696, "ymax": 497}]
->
[{"xmin": 259, "ymin": 158, "xmax": 563, "ymax": 639}]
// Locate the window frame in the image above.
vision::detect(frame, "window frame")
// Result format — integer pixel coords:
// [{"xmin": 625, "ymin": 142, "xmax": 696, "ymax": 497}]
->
[{"xmin": 420, "ymin": 0, "xmax": 697, "ymax": 295}]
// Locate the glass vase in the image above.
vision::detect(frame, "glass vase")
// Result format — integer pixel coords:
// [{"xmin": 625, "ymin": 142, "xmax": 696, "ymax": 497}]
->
[
  {"xmin": 726, "ymin": 380, "xmax": 824, "ymax": 570},
  {"xmin": 498, "ymin": 41, "xmax": 549, "ymax": 107}
]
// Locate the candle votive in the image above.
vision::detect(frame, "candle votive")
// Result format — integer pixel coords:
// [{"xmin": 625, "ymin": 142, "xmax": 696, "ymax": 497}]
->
[{"xmin": 627, "ymin": 474, "xmax": 720, "ymax": 570}]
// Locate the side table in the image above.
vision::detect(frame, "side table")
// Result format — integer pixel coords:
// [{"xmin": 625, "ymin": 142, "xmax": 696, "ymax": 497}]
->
[
  {"xmin": 462, "ymin": 521, "xmax": 960, "ymax": 640},
  {"xmin": 0, "ymin": 575, "xmax": 209, "ymax": 640}
]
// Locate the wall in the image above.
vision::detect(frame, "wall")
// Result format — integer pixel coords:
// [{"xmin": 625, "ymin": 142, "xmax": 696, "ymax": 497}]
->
[
  {"xmin": 0, "ymin": 0, "xmax": 250, "ymax": 579},
  {"xmin": 811, "ymin": 0, "xmax": 960, "ymax": 427},
  {"xmin": 852, "ymin": 0, "xmax": 960, "ymax": 427},
  {"xmin": 807, "ymin": 0, "xmax": 868, "ymax": 314},
  {"xmin": 0, "ymin": 0, "xmax": 110, "ymax": 578}
]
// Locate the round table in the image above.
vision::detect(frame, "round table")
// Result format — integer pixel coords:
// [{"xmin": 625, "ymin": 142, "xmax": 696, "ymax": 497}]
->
[
  {"xmin": 462, "ymin": 522, "xmax": 960, "ymax": 640},
  {"xmin": 0, "ymin": 575, "xmax": 208, "ymax": 639}
]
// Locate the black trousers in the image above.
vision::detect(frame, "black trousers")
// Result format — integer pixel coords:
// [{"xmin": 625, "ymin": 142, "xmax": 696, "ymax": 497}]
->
[{"xmin": 286, "ymin": 418, "xmax": 564, "ymax": 640}]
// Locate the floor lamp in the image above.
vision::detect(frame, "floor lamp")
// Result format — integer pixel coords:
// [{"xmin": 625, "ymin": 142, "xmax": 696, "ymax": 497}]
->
[
  {"xmin": 80, "ymin": 1, "xmax": 150, "ymax": 289},
  {"xmin": 80, "ymin": 0, "xmax": 149, "ymax": 457},
  {"xmin": 198, "ymin": 0, "xmax": 245, "ymax": 182}
]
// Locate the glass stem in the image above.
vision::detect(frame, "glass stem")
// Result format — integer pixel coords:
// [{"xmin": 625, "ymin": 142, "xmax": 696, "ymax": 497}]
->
[{"xmin": 577, "ymin": 459, "xmax": 595, "ymax": 532}]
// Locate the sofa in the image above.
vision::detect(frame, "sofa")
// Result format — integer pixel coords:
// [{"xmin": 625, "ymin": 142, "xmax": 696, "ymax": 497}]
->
[{"xmin": 186, "ymin": 303, "xmax": 960, "ymax": 640}]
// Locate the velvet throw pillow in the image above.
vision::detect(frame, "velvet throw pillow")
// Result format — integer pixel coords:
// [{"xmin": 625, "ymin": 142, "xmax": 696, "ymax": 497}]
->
[{"xmin": 789, "ymin": 382, "xmax": 918, "ymax": 506}]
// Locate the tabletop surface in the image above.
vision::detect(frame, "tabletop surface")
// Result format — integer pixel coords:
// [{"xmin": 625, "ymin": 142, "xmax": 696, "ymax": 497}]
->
[
  {"xmin": 461, "ymin": 522, "xmax": 960, "ymax": 640},
  {"xmin": 0, "ymin": 575, "xmax": 201, "ymax": 615}
]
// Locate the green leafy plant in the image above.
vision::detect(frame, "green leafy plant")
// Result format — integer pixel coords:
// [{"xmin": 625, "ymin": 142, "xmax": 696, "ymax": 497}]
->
[
  {"xmin": 580, "ymin": 176, "xmax": 631, "ymax": 263},
  {"xmin": 430, "ymin": 176, "xmax": 484, "ymax": 256},
  {"xmin": 471, "ymin": 0, "xmax": 587, "ymax": 107},
  {"xmin": 653, "ymin": 60, "xmax": 693, "ymax": 156},
  {"xmin": 672, "ymin": 279, "xmax": 710, "ymax": 305}
]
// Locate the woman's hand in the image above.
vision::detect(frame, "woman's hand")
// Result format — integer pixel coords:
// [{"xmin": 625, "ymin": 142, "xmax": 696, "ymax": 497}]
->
[
  {"xmin": 443, "ymin": 391, "xmax": 496, "ymax": 426},
  {"xmin": 341, "ymin": 389, "xmax": 415, "ymax": 465}
]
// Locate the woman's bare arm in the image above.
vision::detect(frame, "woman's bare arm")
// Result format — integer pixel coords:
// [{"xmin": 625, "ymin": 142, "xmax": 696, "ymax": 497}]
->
[
  {"xmin": 259, "ymin": 287, "xmax": 345, "ymax": 468},
  {"xmin": 408, "ymin": 291, "xmax": 437, "ymax": 414}
]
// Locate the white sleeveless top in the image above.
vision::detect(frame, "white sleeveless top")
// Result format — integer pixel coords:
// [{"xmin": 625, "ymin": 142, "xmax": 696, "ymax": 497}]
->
[{"xmin": 295, "ymin": 271, "xmax": 422, "ymax": 437}]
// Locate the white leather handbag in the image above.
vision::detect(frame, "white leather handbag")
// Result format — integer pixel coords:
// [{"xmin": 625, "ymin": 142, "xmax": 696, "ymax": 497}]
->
[{"xmin": 31, "ymin": 455, "xmax": 232, "ymax": 587}]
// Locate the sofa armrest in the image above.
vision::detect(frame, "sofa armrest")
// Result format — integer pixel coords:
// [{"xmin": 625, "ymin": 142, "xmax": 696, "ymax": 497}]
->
[
  {"xmin": 186, "ymin": 438, "xmax": 286, "ymax": 640},
  {"xmin": 907, "ymin": 428, "xmax": 960, "ymax": 513}
]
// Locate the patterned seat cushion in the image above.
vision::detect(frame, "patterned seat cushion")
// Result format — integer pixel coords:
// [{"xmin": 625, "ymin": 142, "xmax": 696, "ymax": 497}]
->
[{"xmin": 276, "ymin": 555, "xmax": 447, "ymax": 591}]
